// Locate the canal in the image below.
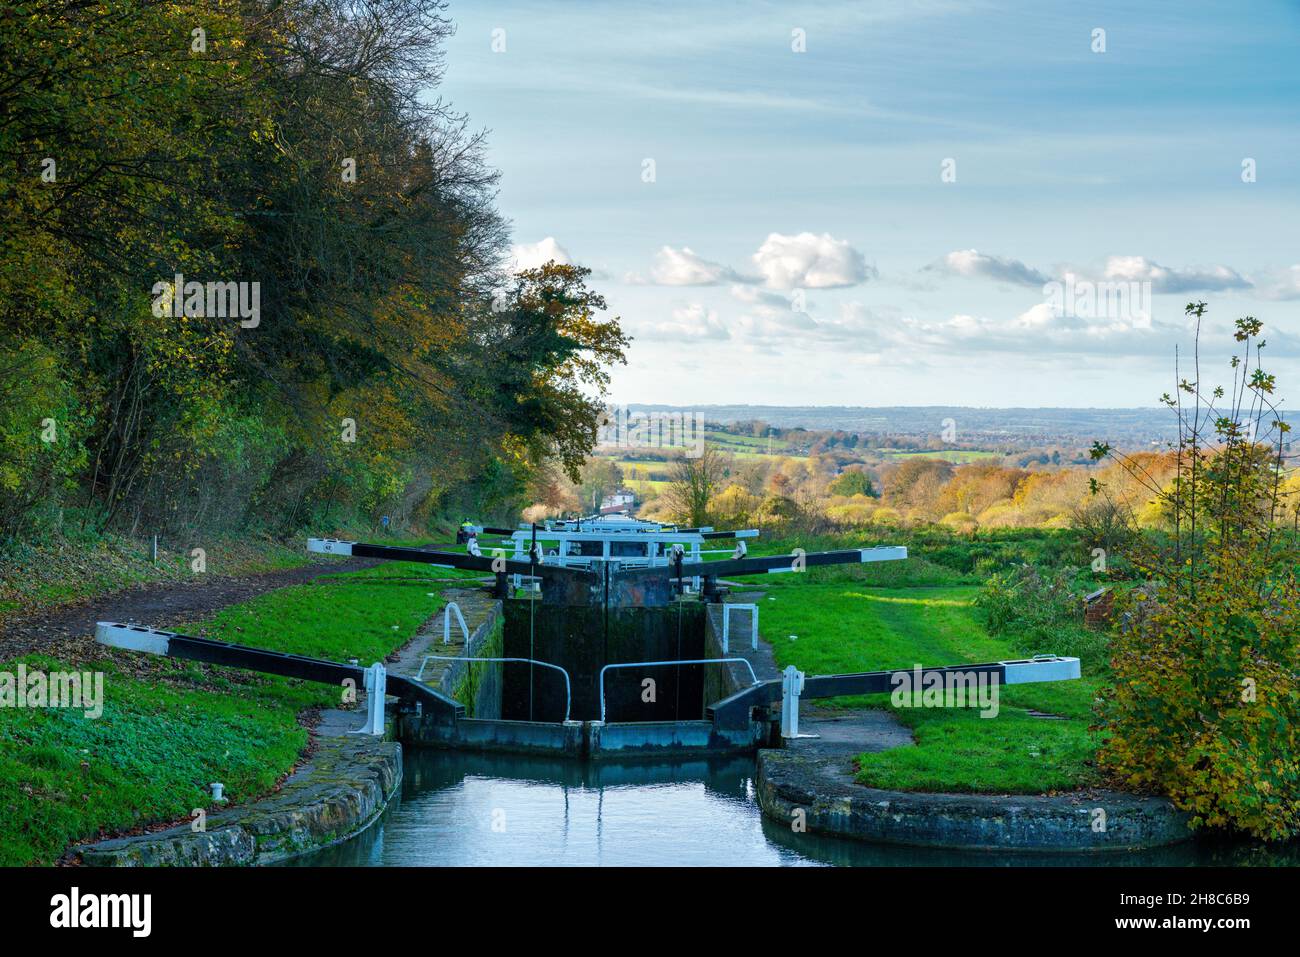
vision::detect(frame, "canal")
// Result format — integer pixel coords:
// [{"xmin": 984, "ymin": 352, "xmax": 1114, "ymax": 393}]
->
[{"xmin": 290, "ymin": 749, "xmax": 1295, "ymax": 866}]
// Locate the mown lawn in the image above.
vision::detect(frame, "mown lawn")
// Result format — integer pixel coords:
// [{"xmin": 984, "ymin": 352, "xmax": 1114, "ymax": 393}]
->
[
  {"xmin": 756, "ymin": 572, "xmax": 1102, "ymax": 794},
  {"xmin": 0, "ymin": 559, "xmax": 477, "ymax": 866}
]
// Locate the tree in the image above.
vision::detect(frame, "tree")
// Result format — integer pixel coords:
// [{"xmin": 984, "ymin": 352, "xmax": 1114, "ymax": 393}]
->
[
  {"xmin": 881, "ymin": 457, "xmax": 954, "ymax": 516},
  {"xmin": 577, "ymin": 458, "xmax": 624, "ymax": 512},
  {"xmin": 829, "ymin": 468, "xmax": 875, "ymax": 497},
  {"xmin": 484, "ymin": 263, "xmax": 630, "ymax": 483},
  {"xmin": 663, "ymin": 446, "xmax": 726, "ymax": 526},
  {"xmin": 0, "ymin": 2, "xmax": 625, "ymax": 539}
]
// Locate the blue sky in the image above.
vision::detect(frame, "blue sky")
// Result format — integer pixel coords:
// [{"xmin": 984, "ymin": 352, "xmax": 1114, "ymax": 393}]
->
[{"xmin": 439, "ymin": 0, "xmax": 1300, "ymax": 407}]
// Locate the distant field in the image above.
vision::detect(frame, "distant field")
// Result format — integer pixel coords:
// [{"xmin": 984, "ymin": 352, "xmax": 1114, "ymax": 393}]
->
[
  {"xmin": 702, "ymin": 429, "xmax": 791, "ymax": 453},
  {"xmin": 614, "ymin": 459, "xmax": 672, "ymax": 481},
  {"xmin": 626, "ymin": 479, "xmax": 671, "ymax": 494},
  {"xmin": 879, "ymin": 449, "xmax": 1000, "ymax": 463},
  {"xmin": 598, "ymin": 441, "xmax": 791, "ymax": 458}
]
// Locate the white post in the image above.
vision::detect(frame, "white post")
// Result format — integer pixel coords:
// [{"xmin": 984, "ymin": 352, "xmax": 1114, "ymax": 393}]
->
[
  {"xmin": 780, "ymin": 665, "xmax": 804, "ymax": 739},
  {"xmin": 356, "ymin": 662, "xmax": 386, "ymax": 735}
]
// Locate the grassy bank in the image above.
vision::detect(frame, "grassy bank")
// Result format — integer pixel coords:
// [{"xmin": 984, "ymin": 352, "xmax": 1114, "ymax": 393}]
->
[
  {"xmin": 0, "ymin": 559, "xmax": 479, "ymax": 866},
  {"xmin": 0, "ymin": 521, "xmax": 462, "ymax": 625},
  {"xmin": 756, "ymin": 570, "xmax": 1102, "ymax": 794},
  {"xmin": 0, "ymin": 532, "xmax": 307, "ymax": 623}
]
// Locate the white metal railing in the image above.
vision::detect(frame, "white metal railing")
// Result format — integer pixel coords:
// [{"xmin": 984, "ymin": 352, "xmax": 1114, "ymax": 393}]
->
[
  {"xmin": 598, "ymin": 658, "xmax": 760, "ymax": 722},
  {"xmin": 443, "ymin": 602, "xmax": 469, "ymax": 645},
  {"xmin": 416, "ymin": 654, "xmax": 572, "ymax": 722},
  {"xmin": 721, "ymin": 603, "xmax": 758, "ymax": 653}
]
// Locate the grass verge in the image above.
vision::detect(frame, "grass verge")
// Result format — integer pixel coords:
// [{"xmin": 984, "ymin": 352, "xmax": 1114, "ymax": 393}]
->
[
  {"xmin": 0, "ymin": 559, "xmax": 478, "ymax": 865},
  {"xmin": 757, "ymin": 574, "xmax": 1102, "ymax": 794}
]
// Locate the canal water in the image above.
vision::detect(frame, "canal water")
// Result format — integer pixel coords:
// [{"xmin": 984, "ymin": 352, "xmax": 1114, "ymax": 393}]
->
[{"xmin": 291, "ymin": 749, "xmax": 1295, "ymax": 866}]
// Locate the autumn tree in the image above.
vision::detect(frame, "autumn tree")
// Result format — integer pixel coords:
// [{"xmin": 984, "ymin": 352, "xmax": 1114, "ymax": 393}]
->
[
  {"xmin": 663, "ymin": 446, "xmax": 726, "ymax": 527},
  {"xmin": 0, "ymin": 2, "xmax": 627, "ymax": 538}
]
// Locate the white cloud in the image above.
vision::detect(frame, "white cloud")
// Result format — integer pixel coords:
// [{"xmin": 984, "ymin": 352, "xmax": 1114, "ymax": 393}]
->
[
  {"xmin": 1103, "ymin": 256, "xmax": 1251, "ymax": 293},
  {"xmin": 726, "ymin": 291, "xmax": 1187, "ymax": 358},
  {"xmin": 887, "ymin": 308, "xmax": 1171, "ymax": 356},
  {"xmin": 733, "ymin": 299, "xmax": 884, "ymax": 347},
  {"xmin": 927, "ymin": 250, "xmax": 1253, "ymax": 295},
  {"xmin": 648, "ymin": 246, "xmax": 740, "ymax": 285},
  {"xmin": 932, "ymin": 249, "xmax": 1048, "ymax": 286},
  {"xmin": 507, "ymin": 237, "xmax": 572, "ymax": 271},
  {"xmin": 751, "ymin": 232, "xmax": 873, "ymax": 289},
  {"xmin": 641, "ymin": 303, "xmax": 730, "ymax": 341},
  {"xmin": 1255, "ymin": 265, "xmax": 1300, "ymax": 301},
  {"xmin": 729, "ymin": 283, "xmax": 796, "ymax": 313},
  {"xmin": 1014, "ymin": 302, "xmax": 1058, "ymax": 328}
]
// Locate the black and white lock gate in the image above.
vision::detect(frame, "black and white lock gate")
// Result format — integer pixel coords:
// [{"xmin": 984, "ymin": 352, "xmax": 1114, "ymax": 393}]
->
[
  {"xmin": 307, "ymin": 535, "xmax": 909, "ymax": 607},
  {"xmin": 710, "ymin": 655, "xmax": 1082, "ymax": 734},
  {"xmin": 95, "ymin": 621, "xmax": 463, "ymax": 734}
]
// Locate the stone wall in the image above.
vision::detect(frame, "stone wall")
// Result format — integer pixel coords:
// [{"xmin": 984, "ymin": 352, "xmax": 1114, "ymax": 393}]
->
[{"xmin": 76, "ymin": 717, "xmax": 402, "ymax": 866}]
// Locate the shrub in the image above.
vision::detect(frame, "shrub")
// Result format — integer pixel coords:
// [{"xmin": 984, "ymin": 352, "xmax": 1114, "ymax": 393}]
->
[
  {"xmin": 1092, "ymin": 308, "xmax": 1300, "ymax": 840},
  {"xmin": 940, "ymin": 511, "xmax": 978, "ymax": 531},
  {"xmin": 974, "ymin": 564, "xmax": 1108, "ymax": 668}
]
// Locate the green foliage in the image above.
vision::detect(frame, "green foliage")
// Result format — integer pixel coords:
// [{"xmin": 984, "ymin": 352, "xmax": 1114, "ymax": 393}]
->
[
  {"xmin": 0, "ymin": 3, "xmax": 626, "ymax": 543},
  {"xmin": 829, "ymin": 469, "xmax": 875, "ymax": 497},
  {"xmin": 1095, "ymin": 307, "xmax": 1300, "ymax": 840},
  {"xmin": 975, "ymin": 565, "xmax": 1108, "ymax": 669},
  {"xmin": 0, "ymin": 343, "xmax": 89, "ymax": 534}
]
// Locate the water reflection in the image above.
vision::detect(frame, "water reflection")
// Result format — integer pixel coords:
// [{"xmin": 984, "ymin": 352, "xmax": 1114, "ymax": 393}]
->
[{"xmin": 289, "ymin": 749, "xmax": 1299, "ymax": 867}]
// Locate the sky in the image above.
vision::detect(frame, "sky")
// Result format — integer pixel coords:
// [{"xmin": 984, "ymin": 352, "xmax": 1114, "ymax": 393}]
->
[{"xmin": 437, "ymin": 0, "xmax": 1300, "ymax": 408}]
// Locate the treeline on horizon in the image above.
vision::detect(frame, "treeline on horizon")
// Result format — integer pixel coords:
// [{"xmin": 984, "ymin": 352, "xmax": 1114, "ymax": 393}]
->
[
  {"xmin": 612, "ymin": 445, "xmax": 1300, "ymax": 535},
  {"xmin": 0, "ymin": 0, "xmax": 627, "ymax": 544}
]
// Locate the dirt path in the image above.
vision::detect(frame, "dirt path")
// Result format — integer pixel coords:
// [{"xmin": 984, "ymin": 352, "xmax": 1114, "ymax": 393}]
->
[{"xmin": 0, "ymin": 557, "xmax": 378, "ymax": 665}]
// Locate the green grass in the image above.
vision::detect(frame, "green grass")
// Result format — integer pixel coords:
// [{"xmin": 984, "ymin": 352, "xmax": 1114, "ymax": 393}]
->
[
  {"xmin": 0, "ymin": 559, "xmax": 466, "ymax": 865},
  {"xmin": 0, "ymin": 533, "xmax": 308, "ymax": 622},
  {"xmin": 879, "ymin": 449, "xmax": 1001, "ymax": 463},
  {"xmin": 756, "ymin": 574, "xmax": 1102, "ymax": 794}
]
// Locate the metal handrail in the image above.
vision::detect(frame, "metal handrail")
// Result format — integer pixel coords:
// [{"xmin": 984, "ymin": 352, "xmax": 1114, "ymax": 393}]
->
[
  {"xmin": 598, "ymin": 658, "xmax": 760, "ymax": 722},
  {"xmin": 416, "ymin": 654, "xmax": 572, "ymax": 722},
  {"xmin": 443, "ymin": 602, "xmax": 470, "ymax": 645}
]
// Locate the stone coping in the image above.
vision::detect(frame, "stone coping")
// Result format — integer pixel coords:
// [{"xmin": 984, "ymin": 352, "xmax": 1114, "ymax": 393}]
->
[
  {"xmin": 756, "ymin": 747, "xmax": 1192, "ymax": 852},
  {"xmin": 75, "ymin": 711, "xmax": 401, "ymax": 867}
]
